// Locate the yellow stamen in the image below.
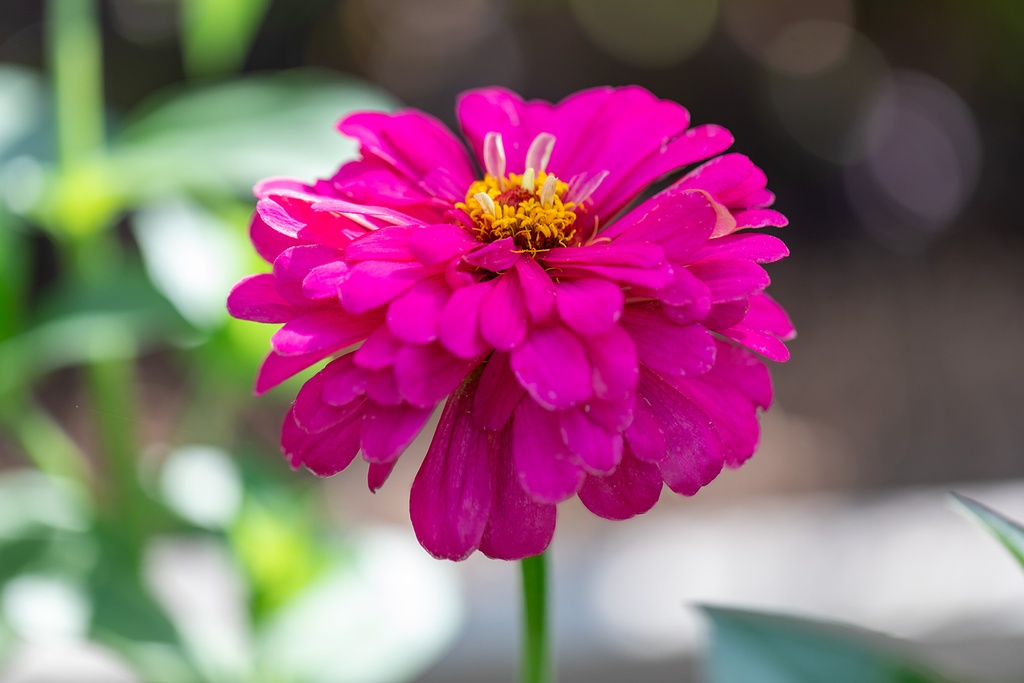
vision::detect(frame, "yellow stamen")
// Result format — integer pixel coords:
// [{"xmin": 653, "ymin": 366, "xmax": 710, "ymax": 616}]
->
[{"xmin": 456, "ymin": 170, "xmax": 577, "ymax": 255}]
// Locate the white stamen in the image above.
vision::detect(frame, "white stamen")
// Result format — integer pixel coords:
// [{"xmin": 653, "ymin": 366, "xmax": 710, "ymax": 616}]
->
[
  {"xmin": 521, "ymin": 168, "xmax": 536, "ymax": 193},
  {"xmin": 566, "ymin": 170, "xmax": 609, "ymax": 205},
  {"xmin": 484, "ymin": 132, "xmax": 506, "ymax": 189},
  {"xmin": 539, "ymin": 175, "xmax": 558, "ymax": 206},
  {"xmin": 525, "ymin": 133, "xmax": 556, "ymax": 172},
  {"xmin": 474, "ymin": 192, "xmax": 497, "ymax": 216}
]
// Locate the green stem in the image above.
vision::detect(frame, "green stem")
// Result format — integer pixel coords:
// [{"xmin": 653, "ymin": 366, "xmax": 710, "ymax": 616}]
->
[
  {"xmin": 47, "ymin": 0, "xmax": 105, "ymax": 168},
  {"xmin": 520, "ymin": 551, "xmax": 552, "ymax": 683}
]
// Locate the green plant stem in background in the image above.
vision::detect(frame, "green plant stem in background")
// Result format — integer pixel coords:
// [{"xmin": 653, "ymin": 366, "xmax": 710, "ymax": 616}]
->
[
  {"xmin": 520, "ymin": 551, "xmax": 552, "ymax": 683},
  {"xmin": 0, "ymin": 396, "xmax": 90, "ymax": 484},
  {"xmin": 47, "ymin": 0, "xmax": 105, "ymax": 168}
]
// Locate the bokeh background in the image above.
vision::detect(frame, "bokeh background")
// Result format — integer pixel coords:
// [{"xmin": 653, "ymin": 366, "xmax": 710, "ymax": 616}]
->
[{"xmin": 1, "ymin": 1, "xmax": 1023, "ymax": 682}]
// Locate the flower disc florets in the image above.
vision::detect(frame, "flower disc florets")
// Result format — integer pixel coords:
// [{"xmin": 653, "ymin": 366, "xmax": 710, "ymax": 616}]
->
[{"xmin": 228, "ymin": 86, "xmax": 795, "ymax": 562}]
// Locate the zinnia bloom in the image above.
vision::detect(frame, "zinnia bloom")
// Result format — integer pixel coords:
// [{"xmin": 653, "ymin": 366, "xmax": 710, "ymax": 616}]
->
[{"xmin": 228, "ymin": 86, "xmax": 794, "ymax": 561}]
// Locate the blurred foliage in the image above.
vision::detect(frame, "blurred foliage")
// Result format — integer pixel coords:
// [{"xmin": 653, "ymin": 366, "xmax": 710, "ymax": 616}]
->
[
  {"xmin": 953, "ymin": 494, "xmax": 1024, "ymax": 572},
  {"xmin": 704, "ymin": 607, "xmax": 959, "ymax": 683}
]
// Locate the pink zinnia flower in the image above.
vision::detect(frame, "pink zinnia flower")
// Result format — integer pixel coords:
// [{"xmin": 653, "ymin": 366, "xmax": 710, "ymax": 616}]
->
[{"xmin": 228, "ymin": 86, "xmax": 794, "ymax": 561}]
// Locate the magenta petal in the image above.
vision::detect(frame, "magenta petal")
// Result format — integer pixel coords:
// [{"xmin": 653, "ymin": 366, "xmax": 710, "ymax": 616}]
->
[
  {"xmin": 473, "ymin": 352, "xmax": 526, "ymax": 431},
  {"xmin": 273, "ymin": 245, "xmax": 343, "ymax": 304},
  {"xmin": 512, "ymin": 399, "xmax": 584, "ymax": 504},
  {"xmin": 338, "ymin": 261, "xmax": 427, "ymax": 314},
  {"xmin": 587, "ymin": 324, "xmax": 638, "ymax": 400},
  {"xmin": 256, "ymin": 347, "xmax": 338, "ymax": 395},
  {"xmin": 339, "ymin": 110, "xmax": 476, "ymax": 198},
  {"xmin": 624, "ymin": 396, "xmax": 666, "ymax": 463},
  {"xmin": 744, "ymin": 293, "xmax": 796, "ymax": 340},
  {"xmin": 687, "ymin": 259, "xmax": 770, "ymax": 303},
  {"xmin": 353, "ymin": 326, "xmax": 401, "ymax": 369},
  {"xmin": 343, "ymin": 225, "xmax": 417, "ymax": 262},
  {"xmin": 438, "ymin": 281, "xmax": 492, "ymax": 359},
  {"xmin": 479, "ymin": 426, "xmax": 557, "ymax": 560},
  {"xmin": 682, "ymin": 378, "xmax": 761, "ymax": 468},
  {"xmin": 604, "ymin": 188, "xmax": 719, "ymax": 262},
  {"xmin": 463, "ymin": 238, "xmax": 521, "ymax": 271},
  {"xmin": 708, "ymin": 340, "xmax": 772, "ymax": 409},
  {"xmin": 692, "ymin": 233, "xmax": 789, "ymax": 264},
  {"xmin": 675, "ymin": 153, "xmax": 766, "ymax": 206},
  {"xmin": 409, "ymin": 225, "xmax": 476, "ymax": 265},
  {"xmin": 368, "ymin": 460, "xmax": 397, "ymax": 493},
  {"xmin": 480, "ymin": 271, "xmax": 528, "ymax": 351},
  {"xmin": 320, "ymin": 353, "xmax": 369, "ymax": 406},
  {"xmin": 394, "ymin": 343, "xmax": 481, "ymax": 408},
  {"xmin": 559, "ymin": 408, "xmax": 622, "ymax": 475},
  {"xmin": 387, "ymin": 276, "xmax": 450, "ymax": 344},
  {"xmin": 302, "ymin": 261, "xmax": 348, "ymax": 300},
  {"xmin": 228, "ymin": 274, "xmax": 292, "ymax": 323},
  {"xmin": 409, "ymin": 380, "xmax": 494, "ymax": 561},
  {"xmin": 639, "ymin": 368, "xmax": 724, "ymax": 496},
  {"xmin": 515, "ymin": 258, "xmax": 556, "ymax": 324},
  {"xmin": 653, "ymin": 266, "xmax": 713, "ymax": 314},
  {"xmin": 733, "ymin": 208, "xmax": 788, "ymax": 228},
  {"xmin": 577, "ymin": 451, "xmax": 663, "ymax": 520},
  {"xmin": 281, "ymin": 406, "xmax": 362, "ymax": 477},
  {"xmin": 719, "ymin": 324, "xmax": 791, "ymax": 362},
  {"xmin": 621, "ymin": 305, "xmax": 716, "ymax": 377},
  {"xmin": 555, "ymin": 278, "xmax": 623, "ymax": 336},
  {"xmin": 704, "ymin": 299, "xmax": 749, "ymax": 331},
  {"xmin": 365, "ymin": 367, "xmax": 403, "ymax": 405},
  {"xmin": 510, "ymin": 325, "xmax": 593, "ymax": 409},
  {"xmin": 360, "ymin": 402, "xmax": 433, "ymax": 463},
  {"xmin": 271, "ymin": 308, "xmax": 382, "ymax": 356},
  {"xmin": 293, "ymin": 361, "xmax": 366, "ymax": 433},
  {"xmin": 251, "ymin": 213, "xmax": 304, "ymax": 264}
]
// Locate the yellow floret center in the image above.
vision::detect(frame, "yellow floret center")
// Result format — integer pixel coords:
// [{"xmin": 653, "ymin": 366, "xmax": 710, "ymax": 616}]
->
[{"xmin": 456, "ymin": 170, "xmax": 577, "ymax": 254}]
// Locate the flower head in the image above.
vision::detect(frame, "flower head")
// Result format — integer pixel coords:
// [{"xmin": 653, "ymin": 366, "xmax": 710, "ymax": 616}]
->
[{"xmin": 228, "ymin": 86, "xmax": 794, "ymax": 561}]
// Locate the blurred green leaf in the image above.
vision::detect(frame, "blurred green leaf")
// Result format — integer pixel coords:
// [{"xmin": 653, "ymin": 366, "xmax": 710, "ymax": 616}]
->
[
  {"xmin": 0, "ymin": 536, "xmax": 53, "ymax": 585},
  {"xmin": 953, "ymin": 493, "xmax": 1024, "ymax": 570},
  {"xmin": 108, "ymin": 70, "xmax": 397, "ymax": 202},
  {"xmin": 181, "ymin": 0, "xmax": 271, "ymax": 78},
  {"xmin": 703, "ymin": 606, "xmax": 959, "ymax": 683},
  {"xmin": 0, "ymin": 65, "xmax": 46, "ymax": 160},
  {"xmin": 0, "ymin": 214, "xmax": 30, "ymax": 340}
]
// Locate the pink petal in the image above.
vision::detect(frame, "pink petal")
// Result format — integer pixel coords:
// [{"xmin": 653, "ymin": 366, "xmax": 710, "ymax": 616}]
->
[
  {"xmin": 438, "ymin": 281, "xmax": 492, "ymax": 359},
  {"xmin": 365, "ymin": 367, "xmax": 403, "ymax": 405},
  {"xmin": 394, "ymin": 343, "xmax": 482, "ymax": 408},
  {"xmin": 555, "ymin": 278, "xmax": 623, "ymax": 336},
  {"xmin": 542, "ymin": 243, "xmax": 673, "ymax": 289},
  {"xmin": 271, "ymin": 308, "xmax": 382, "ymax": 356},
  {"xmin": 707, "ymin": 340, "xmax": 772, "ymax": 409},
  {"xmin": 510, "ymin": 325, "xmax": 593, "ymax": 409},
  {"xmin": 250, "ymin": 212, "xmax": 304, "ymax": 264},
  {"xmin": 621, "ymin": 304, "xmax": 716, "ymax": 377},
  {"xmin": 704, "ymin": 299, "xmax": 749, "ymax": 331},
  {"xmin": 259, "ymin": 194, "xmax": 366, "ymax": 250},
  {"xmin": 577, "ymin": 451, "xmax": 663, "ymax": 520},
  {"xmin": 281, "ymin": 406, "xmax": 362, "ymax": 477},
  {"xmin": 227, "ymin": 274, "xmax": 292, "ymax": 323},
  {"xmin": 480, "ymin": 271, "xmax": 528, "ymax": 351},
  {"xmin": 343, "ymin": 225, "xmax": 417, "ymax": 262},
  {"xmin": 624, "ymin": 396, "xmax": 666, "ymax": 463},
  {"xmin": 255, "ymin": 347, "xmax": 337, "ymax": 395},
  {"xmin": 360, "ymin": 402, "xmax": 434, "ymax": 463},
  {"xmin": 473, "ymin": 352, "xmax": 526, "ymax": 431},
  {"xmin": 744, "ymin": 293, "xmax": 796, "ymax": 340},
  {"xmin": 320, "ymin": 353, "xmax": 369, "ymax": 406},
  {"xmin": 586, "ymin": 323, "xmax": 639, "ymax": 400},
  {"xmin": 387, "ymin": 275, "xmax": 451, "ymax": 344},
  {"xmin": 718, "ymin": 324, "xmax": 791, "ymax": 362},
  {"xmin": 639, "ymin": 368, "xmax": 724, "ymax": 496},
  {"xmin": 368, "ymin": 460, "xmax": 397, "ymax": 493},
  {"xmin": 687, "ymin": 259, "xmax": 770, "ymax": 303},
  {"xmin": 559, "ymin": 408, "xmax": 622, "ymax": 475},
  {"xmin": 692, "ymin": 233, "xmax": 789, "ymax": 264},
  {"xmin": 273, "ymin": 245, "xmax": 343, "ymax": 304},
  {"xmin": 675, "ymin": 154, "xmax": 766, "ymax": 206},
  {"xmin": 733, "ymin": 208, "xmax": 788, "ymax": 228},
  {"xmin": 681, "ymin": 378, "xmax": 761, "ymax": 468},
  {"xmin": 409, "ymin": 380, "xmax": 494, "ymax": 561},
  {"xmin": 462, "ymin": 238, "xmax": 522, "ymax": 271},
  {"xmin": 409, "ymin": 225, "xmax": 477, "ymax": 265},
  {"xmin": 302, "ymin": 261, "xmax": 348, "ymax": 300},
  {"xmin": 293, "ymin": 362, "xmax": 366, "ymax": 433},
  {"xmin": 515, "ymin": 258, "xmax": 556, "ymax": 324},
  {"xmin": 339, "ymin": 110, "xmax": 477, "ymax": 200},
  {"xmin": 512, "ymin": 399, "xmax": 584, "ymax": 504},
  {"xmin": 479, "ymin": 426, "xmax": 557, "ymax": 560},
  {"xmin": 353, "ymin": 326, "xmax": 402, "ymax": 369},
  {"xmin": 338, "ymin": 260, "xmax": 429, "ymax": 314},
  {"xmin": 603, "ymin": 188, "xmax": 720, "ymax": 262}
]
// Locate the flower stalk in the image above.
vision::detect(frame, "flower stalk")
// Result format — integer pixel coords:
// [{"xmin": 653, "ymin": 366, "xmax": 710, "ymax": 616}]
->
[{"xmin": 520, "ymin": 551, "xmax": 552, "ymax": 683}]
